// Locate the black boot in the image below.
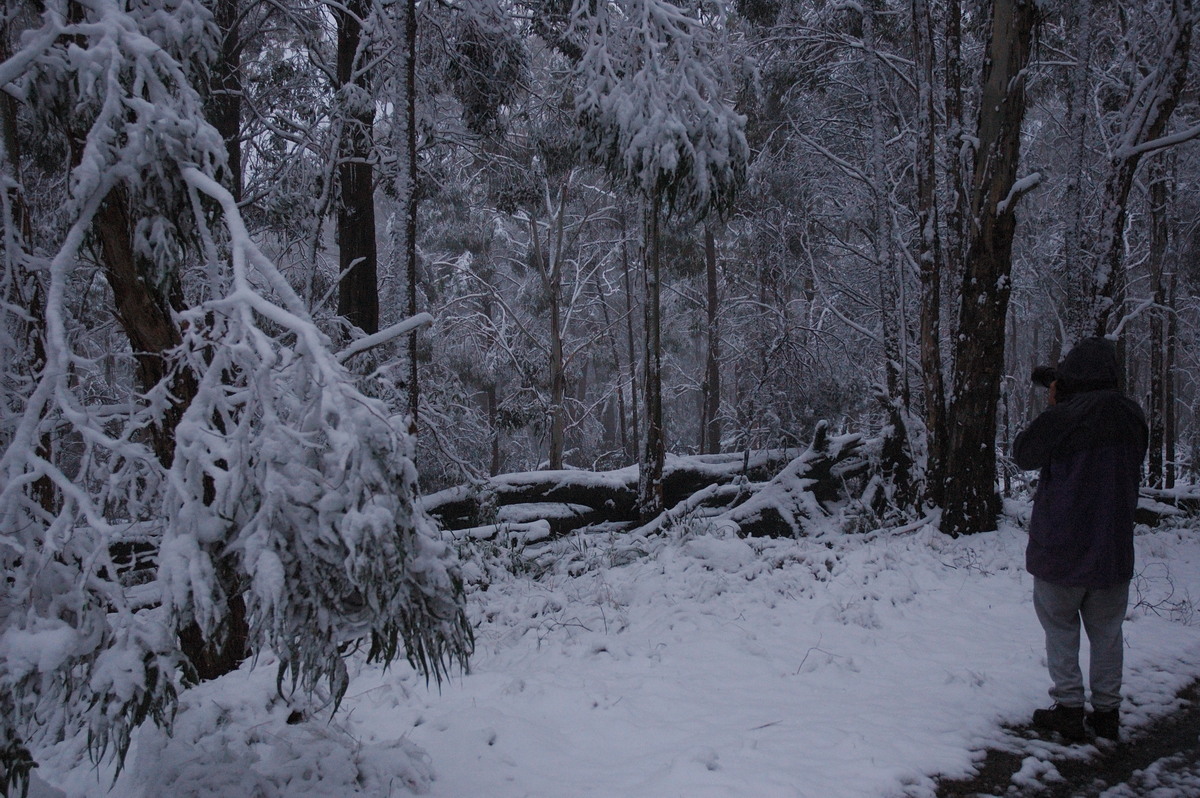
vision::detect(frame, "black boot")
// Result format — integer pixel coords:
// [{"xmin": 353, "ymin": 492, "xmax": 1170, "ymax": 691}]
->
[
  {"xmin": 1032, "ymin": 703, "xmax": 1086, "ymax": 742},
  {"xmin": 1088, "ymin": 708, "xmax": 1120, "ymax": 740}
]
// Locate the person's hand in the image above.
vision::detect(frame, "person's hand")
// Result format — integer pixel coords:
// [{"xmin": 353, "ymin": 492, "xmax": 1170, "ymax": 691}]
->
[{"xmin": 1048, "ymin": 381, "xmax": 1057, "ymax": 406}]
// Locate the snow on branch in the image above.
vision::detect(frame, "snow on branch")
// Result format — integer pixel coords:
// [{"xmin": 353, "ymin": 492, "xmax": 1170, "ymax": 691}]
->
[
  {"xmin": 170, "ymin": 168, "xmax": 472, "ymax": 700},
  {"xmin": 1, "ymin": 0, "xmax": 224, "ymax": 775},
  {"xmin": 573, "ymin": 0, "xmax": 749, "ymax": 219},
  {"xmin": 1113, "ymin": 120, "xmax": 1200, "ymax": 160},
  {"xmin": 336, "ymin": 312, "xmax": 434, "ymax": 363},
  {"xmin": 995, "ymin": 171, "xmax": 1041, "ymax": 215},
  {"xmin": 1, "ymin": 2, "xmax": 469, "ymax": 783}
]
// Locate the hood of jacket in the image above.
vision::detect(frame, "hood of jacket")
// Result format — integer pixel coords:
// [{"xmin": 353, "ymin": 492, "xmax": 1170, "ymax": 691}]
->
[{"xmin": 1056, "ymin": 337, "xmax": 1121, "ymax": 396}]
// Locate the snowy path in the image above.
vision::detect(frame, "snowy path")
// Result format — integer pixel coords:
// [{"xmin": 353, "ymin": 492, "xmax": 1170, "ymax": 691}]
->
[
  {"xmin": 38, "ymin": 521, "xmax": 1200, "ymax": 798},
  {"xmin": 934, "ymin": 679, "xmax": 1200, "ymax": 796}
]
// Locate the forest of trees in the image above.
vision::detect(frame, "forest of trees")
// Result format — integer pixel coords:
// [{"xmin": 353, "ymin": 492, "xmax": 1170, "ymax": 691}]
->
[{"xmin": 3, "ymin": 0, "xmax": 1200, "ymax": 793}]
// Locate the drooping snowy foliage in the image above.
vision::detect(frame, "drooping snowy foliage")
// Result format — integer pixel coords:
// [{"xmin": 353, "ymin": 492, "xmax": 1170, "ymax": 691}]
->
[
  {"xmin": 0, "ymin": 1, "xmax": 470, "ymax": 791},
  {"xmin": 573, "ymin": 0, "xmax": 749, "ymax": 218},
  {"xmin": 164, "ymin": 170, "xmax": 472, "ymax": 703},
  {"xmin": 1, "ymin": 2, "xmax": 223, "ymax": 789}
]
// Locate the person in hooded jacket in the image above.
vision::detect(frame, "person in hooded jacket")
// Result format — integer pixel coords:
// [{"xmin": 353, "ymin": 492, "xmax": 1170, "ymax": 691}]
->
[{"xmin": 1014, "ymin": 337, "xmax": 1148, "ymax": 743}]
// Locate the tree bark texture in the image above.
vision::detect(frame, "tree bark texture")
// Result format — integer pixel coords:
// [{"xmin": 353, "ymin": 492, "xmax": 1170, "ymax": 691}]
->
[
  {"xmin": 941, "ymin": 0, "xmax": 1037, "ymax": 537},
  {"xmin": 1060, "ymin": 0, "xmax": 1099, "ymax": 324},
  {"xmin": 93, "ymin": 192, "xmax": 195, "ymax": 469},
  {"xmin": 335, "ymin": 0, "xmax": 379, "ymax": 336},
  {"xmin": 92, "ymin": 190, "xmax": 248, "ymax": 679}
]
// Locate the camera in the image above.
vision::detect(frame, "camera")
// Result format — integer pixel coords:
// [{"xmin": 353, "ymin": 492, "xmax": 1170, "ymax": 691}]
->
[{"xmin": 1031, "ymin": 365, "xmax": 1058, "ymax": 389}]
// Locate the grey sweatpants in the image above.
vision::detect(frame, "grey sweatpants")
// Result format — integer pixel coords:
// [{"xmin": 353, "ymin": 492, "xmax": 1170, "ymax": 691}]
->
[{"xmin": 1033, "ymin": 578, "xmax": 1130, "ymax": 711}]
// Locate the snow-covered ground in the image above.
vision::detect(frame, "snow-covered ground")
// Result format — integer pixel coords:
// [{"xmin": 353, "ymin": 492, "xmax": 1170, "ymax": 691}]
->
[{"xmin": 33, "ymin": 506, "xmax": 1200, "ymax": 798}]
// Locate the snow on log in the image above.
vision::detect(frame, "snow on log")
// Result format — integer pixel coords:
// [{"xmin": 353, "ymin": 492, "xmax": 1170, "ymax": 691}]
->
[
  {"xmin": 1136, "ymin": 486, "xmax": 1200, "ymax": 526},
  {"xmin": 421, "ymin": 428, "xmax": 866, "ymax": 540},
  {"xmin": 710, "ymin": 422, "xmax": 868, "ymax": 538}
]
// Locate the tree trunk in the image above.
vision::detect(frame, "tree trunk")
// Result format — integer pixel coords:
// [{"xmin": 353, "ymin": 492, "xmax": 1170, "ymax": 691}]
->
[
  {"xmin": 1059, "ymin": 0, "xmax": 1093, "ymax": 335},
  {"xmin": 93, "ymin": 193, "xmax": 195, "ymax": 469},
  {"xmin": 913, "ymin": 0, "xmax": 945, "ymax": 507},
  {"xmin": 1165, "ymin": 268, "xmax": 1178, "ymax": 488},
  {"xmin": 594, "ymin": 271, "xmax": 629, "ymax": 459},
  {"xmin": 862, "ymin": 3, "xmax": 913, "ymax": 510},
  {"xmin": 638, "ymin": 194, "xmax": 665, "ymax": 520},
  {"xmin": 863, "ymin": 4, "xmax": 903, "ymax": 402},
  {"xmin": 622, "ymin": 213, "xmax": 640, "ymax": 463},
  {"xmin": 701, "ymin": 224, "xmax": 721, "ymax": 454},
  {"xmin": 486, "ymin": 384, "xmax": 501, "ymax": 476},
  {"xmin": 1147, "ymin": 161, "xmax": 1170, "ymax": 488},
  {"xmin": 1082, "ymin": 0, "xmax": 1193, "ymax": 338},
  {"xmin": 92, "ymin": 188, "xmax": 248, "ymax": 679},
  {"xmin": 529, "ymin": 189, "xmax": 568, "ymax": 470},
  {"xmin": 942, "ymin": 0, "xmax": 966, "ymax": 293},
  {"xmin": 404, "ymin": 0, "xmax": 420, "ymax": 435},
  {"xmin": 209, "ymin": 0, "xmax": 242, "ymax": 200},
  {"xmin": 62, "ymin": 0, "xmax": 248, "ymax": 675},
  {"xmin": 941, "ymin": 0, "xmax": 1038, "ymax": 537},
  {"xmin": 335, "ymin": 0, "xmax": 379, "ymax": 336}
]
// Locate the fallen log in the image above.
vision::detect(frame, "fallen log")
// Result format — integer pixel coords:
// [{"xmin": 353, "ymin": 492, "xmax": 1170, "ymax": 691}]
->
[
  {"xmin": 1136, "ymin": 486, "xmax": 1200, "ymax": 526},
  {"xmin": 421, "ymin": 429, "xmax": 869, "ymax": 540},
  {"xmin": 710, "ymin": 422, "xmax": 868, "ymax": 538}
]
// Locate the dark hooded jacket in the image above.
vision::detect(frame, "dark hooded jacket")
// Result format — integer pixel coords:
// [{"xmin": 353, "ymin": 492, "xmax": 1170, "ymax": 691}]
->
[{"xmin": 1013, "ymin": 338, "xmax": 1148, "ymax": 588}]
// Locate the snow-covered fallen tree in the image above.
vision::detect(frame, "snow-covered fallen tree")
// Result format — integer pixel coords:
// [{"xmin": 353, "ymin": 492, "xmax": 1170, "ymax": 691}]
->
[
  {"xmin": 710, "ymin": 422, "xmax": 867, "ymax": 538},
  {"xmin": 423, "ymin": 424, "xmax": 872, "ymax": 540}
]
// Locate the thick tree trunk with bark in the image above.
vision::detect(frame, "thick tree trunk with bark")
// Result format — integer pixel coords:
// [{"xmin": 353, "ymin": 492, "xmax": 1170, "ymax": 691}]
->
[
  {"xmin": 335, "ymin": 0, "xmax": 379, "ymax": 336},
  {"xmin": 93, "ymin": 192, "xmax": 195, "ymax": 468},
  {"xmin": 941, "ymin": 0, "xmax": 1038, "ymax": 537},
  {"xmin": 93, "ymin": 189, "xmax": 248, "ymax": 680}
]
